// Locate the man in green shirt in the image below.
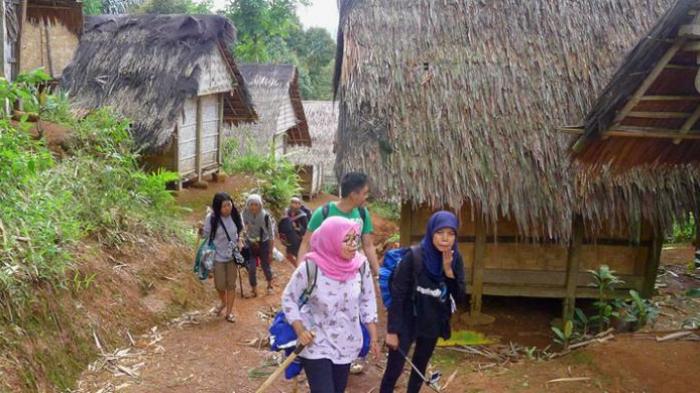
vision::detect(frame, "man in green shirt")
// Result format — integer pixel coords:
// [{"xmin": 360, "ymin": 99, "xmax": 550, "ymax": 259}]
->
[{"xmin": 298, "ymin": 172, "xmax": 380, "ymax": 275}]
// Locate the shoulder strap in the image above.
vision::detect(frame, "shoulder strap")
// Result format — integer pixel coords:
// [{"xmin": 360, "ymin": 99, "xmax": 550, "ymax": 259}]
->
[
  {"xmin": 359, "ymin": 260, "xmax": 368, "ymax": 294},
  {"xmin": 321, "ymin": 202, "xmax": 331, "ymax": 219},
  {"xmin": 298, "ymin": 260, "xmax": 318, "ymax": 307},
  {"xmin": 219, "ymin": 217, "xmax": 232, "ymax": 242},
  {"xmin": 409, "ymin": 244, "xmax": 423, "ymax": 280},
  {"xmin": 359, "ymin": 206, "xmax": 367, "ymax": 223}
]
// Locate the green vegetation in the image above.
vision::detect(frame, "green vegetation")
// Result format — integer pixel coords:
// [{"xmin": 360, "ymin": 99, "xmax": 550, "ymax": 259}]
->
[
  {"xmin": 368, "ymin": 200, "xmax": 401, "ymax": 221},
  {"xmin": 222, "ymin": 139, "xmax": 301, "ymax": 212},
  {"xmin": 1, "ymin": 69, "xmax": 184, "ymax": 321},
  {"xmin": 667, "ymin": 214, "xmax": 695, "ymax": 243}
]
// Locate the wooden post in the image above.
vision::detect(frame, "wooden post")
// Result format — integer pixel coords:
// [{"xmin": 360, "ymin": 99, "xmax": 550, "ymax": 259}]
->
[
  {"xmin": 641, "ymin": 230, "xmax": 663, "ymax": 298},
  {"xmin": 195, "ymin": 97, "xmax": 202, "ymax": 182},
  {"xmin": 470, "ymin": 215, "xmax": 486, "ymax": 318},
  {"xmin": 0, "ymin": 0, "xmax": 5, "ymax": 79},
  {"xmin": 173, "ymin": 125, "xmax": 182, "ymax": 190},
  {"xmin": 563, "ymin": 215, "xmax": 584, "ymax": 323},
  {"xmin": 217, "ymin": 94, "xmax": 224, "ymax": 170},
  {"xmin": 399, "ymin": 202, "xmax": 412, "ymax": 247}
]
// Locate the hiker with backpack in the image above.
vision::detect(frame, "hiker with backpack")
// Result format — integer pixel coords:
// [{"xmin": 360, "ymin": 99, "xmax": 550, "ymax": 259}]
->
[
  {"xmin": 278, "ymin": 196, "xmax": 310, "ymax": 267},
  {"xmin": 242, "ymin": 194, "xmax": 275, "ymax": 297},
  {"xmin": 281, "ymin": 216, "xmax": 380, "ymax": 393},
  {"xmin": 379, "ymin": 211, "xmax": 467, "ymax": 393},
  {"xmin": 298, "ymin": 172, "xmax": 380, "ymax": 275},
  {"xmin": 200, "ymin": 192, "xmax": 245, "ymax": 323}
]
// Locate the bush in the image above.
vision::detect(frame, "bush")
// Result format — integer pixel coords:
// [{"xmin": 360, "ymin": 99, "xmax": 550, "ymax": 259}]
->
[
  {"xmin": 369, "ymin": 200, "xmax": 401, "ymax": 221},
  {"xmin": 222, "ymin": 139, "xmax": 301, "ymax": 212},
  {"xmin": 0, "ymin": 73, "xmax": 184, "ymax": 320},
  {"xmin": 667, "ymin": 215, "xmax": 695, "ymax": 243}
]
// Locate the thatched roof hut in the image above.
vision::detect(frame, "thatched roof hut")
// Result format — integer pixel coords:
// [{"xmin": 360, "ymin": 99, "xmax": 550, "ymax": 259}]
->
[
  {"xmin": 3, "ymin": 0, "xmax": 83, "ymax": 80},
  {"xmin": 287, "ymin": 100, "xmax": 339, "ymax": 194},
  {"xmin": 334, "ymin": 0, "xmax": 677, "ymax": 322},
  {"xmin": 229, "ymin": 64, "xmax": 310, "ymax": 156},
  {"xmin": 61, "ymin": 14, "xmax": 257, "ymax": 184},
  {"xmin": 565, "ymin": 0, "xmax": 700, "ymax": 204}
]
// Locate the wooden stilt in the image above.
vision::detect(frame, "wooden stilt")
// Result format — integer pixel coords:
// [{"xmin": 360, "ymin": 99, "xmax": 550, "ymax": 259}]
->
[
  {"xmin": 563, "ymin": 215, "xmax": 584, "ymax": 323},
  {"xmin": 463, "ymin": 214, "xmax": 494, "ymax": 325}
]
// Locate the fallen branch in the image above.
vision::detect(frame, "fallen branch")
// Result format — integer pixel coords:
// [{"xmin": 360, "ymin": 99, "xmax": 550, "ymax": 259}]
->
[
  {"xmin": 442, "ymin": 370, "xmax": 458, "ymax": 390},
  {"xmin": 656, "ymin": 331, "xmax": 693, "ymax": 342},
  {"xmin": 546, "ymin": 377, "xmax": 591, "ymax": 384}
]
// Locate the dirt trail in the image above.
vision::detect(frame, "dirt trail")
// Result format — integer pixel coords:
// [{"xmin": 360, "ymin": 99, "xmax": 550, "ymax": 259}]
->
[{"xmin": 72, "ymin": 182, "xmax": 700, "ymax": 393}]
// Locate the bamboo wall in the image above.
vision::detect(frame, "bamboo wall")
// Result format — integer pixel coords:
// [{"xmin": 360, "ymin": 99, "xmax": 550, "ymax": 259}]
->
[
  {"xmin": 400, "ymin": 203, "xmax": 661, "ymax": 309},
  {"xmin": 19, "ymin": 20, "xmax": 77, "ymax": 78}
]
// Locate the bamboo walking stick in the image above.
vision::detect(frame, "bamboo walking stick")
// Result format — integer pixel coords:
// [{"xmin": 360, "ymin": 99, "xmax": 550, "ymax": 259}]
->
[{"xmin": 255, "ymin": 341, "xmax": 308, "ymax": 393}]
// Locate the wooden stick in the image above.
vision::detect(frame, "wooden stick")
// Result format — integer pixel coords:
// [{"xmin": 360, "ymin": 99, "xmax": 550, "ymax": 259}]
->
[
  {"xmin": 256, "ymin": 342, "xmax": 308, "ymax": 393},
  {"xmin": 546, "ymin": 377, "xmax": 591, "ymax": 384},
  {"xmin": 656, "ymin": 331, "xmax": 693, "ymax": 342}
]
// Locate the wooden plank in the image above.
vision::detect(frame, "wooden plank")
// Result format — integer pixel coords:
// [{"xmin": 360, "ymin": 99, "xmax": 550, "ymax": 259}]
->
[
  {"xmin": 607, "ymin": 126, "xmax": 700, "ymax": 140},
  {"xmin": 476, "ymin": 284, "xmax": 637, "ymax": 299},
  {"xmin": 479, "ymin": 270, "xmax": 644, "ymax": 288},
  {"xmin": 217, "ymin": 94, "xmax": 224, "ymax": 168},
  {"xmin": 563, "ymin": 216, "xmax": 584, "ymax": 323},
  {"xmin": 195, "ymin": 96, "xmax": 202, "ymax": 182},
  {"xmin": 674, "ymin": 104, "xmax": 700, "ymax": 143},
  {"xmin": 639, "ymin": 95, "xmax": 700, "ymax": 101},
  {"xmin": 611, "ymin": 38, "xmax": 686, "ymax": 127},
  {"xmin": 641, "ymin": 232, "xmax": 662, "ymax": 298},
  {"xmin": 664, "ymin": 64, "xmax": 698, "ymax": 70},
  {"xmin": 470, "ymin": 215, "xmax": 486, "ymax": 316},
  {"xmin": 626, "ymin": 111, "xmax": 693, "ymax": 119},
  {"xmin": 679, "ymin": 24, "xmax": 700, "ymax": 39},
  {"xmin": 399, "ymin": 203, "xmax": 412, "ymax": 247}
]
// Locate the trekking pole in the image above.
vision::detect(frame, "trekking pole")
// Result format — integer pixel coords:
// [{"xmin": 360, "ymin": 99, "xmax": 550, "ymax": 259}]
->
[
  {"xmin": 255, "ymin": 335, "xmax": 313, "ymax": 393},
  {"xmin": 396, "ymin": 347, "xmax": 442, "ymax": 392}
]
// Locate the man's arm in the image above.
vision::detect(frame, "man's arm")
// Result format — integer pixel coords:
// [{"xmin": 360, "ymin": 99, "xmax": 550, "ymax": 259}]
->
[
  {"xmin": 297, "ymin": 231, "xmax": 313, "ymax": 260},
  {"xmin": 362, "ymin": 233, "xmax": 379, "ymax": 275}
]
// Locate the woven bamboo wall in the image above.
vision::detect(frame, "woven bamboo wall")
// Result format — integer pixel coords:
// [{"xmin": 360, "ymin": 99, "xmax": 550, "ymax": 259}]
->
[{"xmin": 20, "ymin": 20, "xmax": 78, "ymax": 78}]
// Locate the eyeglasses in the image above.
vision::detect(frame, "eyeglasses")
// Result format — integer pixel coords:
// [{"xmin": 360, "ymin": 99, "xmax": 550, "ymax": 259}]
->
[{"xmin": 343, "ymin": 233, "xmax": 361, "ymax": 249}]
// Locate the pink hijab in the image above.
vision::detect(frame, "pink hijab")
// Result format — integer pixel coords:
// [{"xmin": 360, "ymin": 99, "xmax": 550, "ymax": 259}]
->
[{"xmin": 304, "ymin": 216, "xmax": 364, "ymax": 282}]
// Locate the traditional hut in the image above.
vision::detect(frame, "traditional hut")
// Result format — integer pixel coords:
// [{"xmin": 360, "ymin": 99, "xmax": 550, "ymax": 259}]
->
[
  {"xmin": 565, "ymin": 0, "xmax": 700, "ymax": 255},
  {"xmin": 334, "ymin": 0, "xmax": 677, "ymax": 323},
  {"xmin": 287, "ymin": 100, "xmax": 339, "ymax": 197},
  {"xmin": 2, "ymin": 0, "xmax": 82, "ymax": 80},
  {"xmin": 230, "ymin": 64, "xmax": 310, "ymax": 157},
  {"xmin": 61, "ymin": 14, "xmax": 257, "ymax": 185}
]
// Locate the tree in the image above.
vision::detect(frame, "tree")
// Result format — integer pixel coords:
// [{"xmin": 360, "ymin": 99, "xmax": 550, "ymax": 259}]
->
[{"xmin": 134, "ymin": 0, "xmax": 214, "ymax": 14}]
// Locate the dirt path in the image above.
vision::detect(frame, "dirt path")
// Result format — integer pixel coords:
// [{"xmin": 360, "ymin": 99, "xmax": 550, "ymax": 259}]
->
[{"xmin": 72, "ymin": 182, "xmax": 700, "ymax": 393}]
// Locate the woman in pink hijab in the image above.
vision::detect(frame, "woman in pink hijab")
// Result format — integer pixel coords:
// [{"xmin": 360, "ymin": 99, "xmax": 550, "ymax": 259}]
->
[{"xmin": 281, "ymin": 216, "xmax": 379, "ymax": 392}]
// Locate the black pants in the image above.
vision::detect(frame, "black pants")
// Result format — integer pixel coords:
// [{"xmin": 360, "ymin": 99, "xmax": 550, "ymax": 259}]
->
[
  {"xmin": 247, "ymin": 239, "xmax": 273, "ymax": 287},
  {"xmin": 301, "ymin": 357, "xmax": 351, "ymax": 393},
  {"xmin": 380, "ymin": 334, "xmax": 438, "ymax": 393}
]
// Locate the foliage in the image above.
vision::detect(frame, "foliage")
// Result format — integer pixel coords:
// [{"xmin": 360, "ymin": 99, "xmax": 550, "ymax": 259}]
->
[
  {"xmin": 223, "ymin": 0, "xmax": 336, "ymax": 100},
  {"xmin": 0, "ymin": 73, "xmax": 184, "ymax": 322},
  {"xmin": 222, "ymin": 139, "xmax": 301, "ymax": 212},
  {"xmin": 368, "ymin": 200, "xmax": 401, "ymax": 222},
  {"xmin": 134, "ymin": 0, "xmax": 213, "ymax": 14},
  {"xmin": 620, "ymin": 289, "xmax": 659, "ymax": 330},
  {"xmin": 667, "ymin": 214, "xmax": 695, "ymax": 243},
  {"xmin": 588, "ymin": 265, "xmax": 624, "ymax": 332},
  {"xmin": 83, "ymin": 0, "xmax": 144, "ymax": 14},
  {"xmin": 551, "ymin": 319, "xmax": 574, "ymax": 348}
]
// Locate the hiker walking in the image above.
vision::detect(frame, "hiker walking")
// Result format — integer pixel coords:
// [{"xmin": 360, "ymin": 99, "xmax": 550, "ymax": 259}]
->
[
  {"xmin": 201, "ymin": 192, "xmax": 244, "ymax": 323},
  {"xmin": 281, "ymin": 217, "xmax": 380, "ymax": 393},
  {"xmin": 298, "ymin": 172, "xmax": 379, "ymax": 275},
  {"xmin": 278, "ymin": 196, "xmax": 310, "ymax": 267},
  {"xmin": 242, "ymin": 194, "xmax": 275, "ymax": 297},
  {"xmin": 380, "ymin": 211, "xmax": 467, "ymax": 393}
]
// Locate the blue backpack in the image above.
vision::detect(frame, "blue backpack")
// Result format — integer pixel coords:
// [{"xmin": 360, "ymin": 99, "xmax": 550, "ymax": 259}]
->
[
  {"xmin": 269, "ymin": 260, "xmax": 370, "ymax": 379},
  {"xmin": 378, "ymin": 245, "xmax": 423, "ymax": 308}
]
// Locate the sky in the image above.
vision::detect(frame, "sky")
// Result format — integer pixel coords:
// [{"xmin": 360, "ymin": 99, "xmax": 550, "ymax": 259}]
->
[{"xmin": 211, "ymin": 1, "xmax": 339, "ymax": 36}]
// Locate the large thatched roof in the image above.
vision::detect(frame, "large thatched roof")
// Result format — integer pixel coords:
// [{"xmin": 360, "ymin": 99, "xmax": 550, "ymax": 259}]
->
[
  {"xmin": 567, "ymin": 0, "xmax": 700, "ymax": 169},
  {"xmin": 238, "ymin": 64, "xmax": 311, "ymax": 147},
  {"xmin": 287, "ymin": 101, "xmax": 338, "ymax": 183},
  {"xmin": 333, "ymin": 0, "xmax": 689, "ymax": 238},
  {"xmin": 61, "ymin": 14, "xmax": 256, "ymax": 153}
]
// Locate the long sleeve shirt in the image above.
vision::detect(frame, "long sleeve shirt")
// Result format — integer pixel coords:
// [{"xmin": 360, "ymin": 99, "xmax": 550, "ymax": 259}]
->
[
  {"xmin": 281, "ymin": 259, "xmax": 378, "ymax": 364},
  {"xmin": 387, "ymin": 248, "xmax": 467, "ymax": 338}
]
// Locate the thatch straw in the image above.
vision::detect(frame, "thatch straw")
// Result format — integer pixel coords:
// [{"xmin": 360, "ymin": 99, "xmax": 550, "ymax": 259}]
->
[
  {"xmin": 287, "ymin": 101, "xmax": 338, "ymax": 184},
  {"xmin": 333, "ymin": 0, "xmax": 686, "ymax": 239},
  {"xmin": 60, "ymin": 14, "xmax": 256, "ymax": 153},
  {"xmin": 230, "ymin": 64, "xmax": 310, "ymax": 152}
]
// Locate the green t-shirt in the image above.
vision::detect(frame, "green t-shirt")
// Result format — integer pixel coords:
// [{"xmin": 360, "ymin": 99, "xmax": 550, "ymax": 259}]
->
[{"xmin": 307, "ymin": 202, "xmax": 374, "ymax": 234}]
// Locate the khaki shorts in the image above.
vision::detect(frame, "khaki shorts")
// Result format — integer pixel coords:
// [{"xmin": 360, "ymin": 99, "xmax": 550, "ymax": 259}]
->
[{"xmin": 214, "ymin": 261, "xmax": 238, "ymax": 291}]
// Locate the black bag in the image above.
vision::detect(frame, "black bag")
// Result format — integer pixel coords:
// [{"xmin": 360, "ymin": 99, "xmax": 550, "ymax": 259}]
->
[{"xmin": 220, "ymin": 218, "xmax": 246, "ymax": 266}]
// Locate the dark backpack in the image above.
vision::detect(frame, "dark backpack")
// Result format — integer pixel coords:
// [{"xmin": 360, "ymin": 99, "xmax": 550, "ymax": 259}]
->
[
  {"xmin": 378, "ymin": 245, "xmax": 423, "ymax": 308},
  {"xmin": 300, "ymin": 205, "xmax": 312, "ymax": 219},
  {"xmin": 321, "ymin": 202, "xmax": 367, "ymax": 224}
]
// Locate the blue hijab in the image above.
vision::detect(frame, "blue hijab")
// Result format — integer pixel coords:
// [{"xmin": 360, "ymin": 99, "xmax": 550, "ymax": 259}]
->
[{"xmin": 420, "ymin": 211, "xmax": 460, "ymax": 282}]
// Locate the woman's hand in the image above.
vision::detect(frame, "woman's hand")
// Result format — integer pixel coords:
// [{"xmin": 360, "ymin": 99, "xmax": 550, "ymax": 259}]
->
[
  {"xmin": 442, "ymin": 249, "xmax": 455, "ymax": 279},
  {"xmin": 292, "ymin": 321, "xmax": 314, "ymax": 347},
  {"xmin": 370, "ymin": 339, "xmax": 381, "ymax": 359},
  {"xmin": 385, "ymin": 333, "xmax": 399, "ymax": 350}
]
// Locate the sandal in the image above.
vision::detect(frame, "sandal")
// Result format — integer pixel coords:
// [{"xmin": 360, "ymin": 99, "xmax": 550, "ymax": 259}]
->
[
  {"xmin": 211, "ymin": 304, "xmax": 225, "ymax": 316},
  {"xmin": 225, "ymin": 314, "xmax": 236, "ymax": 323},
  {"xmin": 266, "ymin": 286, "xmax": 274, "ymax": 296}
]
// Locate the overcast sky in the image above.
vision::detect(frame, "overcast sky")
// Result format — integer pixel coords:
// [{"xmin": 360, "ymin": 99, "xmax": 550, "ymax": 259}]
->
[{"xmin": 211, "ymin": 1, "xmax": 339, "ymax": 36}]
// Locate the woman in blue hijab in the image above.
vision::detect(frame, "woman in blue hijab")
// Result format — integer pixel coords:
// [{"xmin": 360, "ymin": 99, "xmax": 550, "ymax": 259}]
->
[{"xmin": 380, "ymin": 210, "xmax": 467, "ymax": 393}]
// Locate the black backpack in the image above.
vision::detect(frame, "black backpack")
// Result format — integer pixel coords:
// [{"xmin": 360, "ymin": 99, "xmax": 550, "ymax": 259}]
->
[{"xmin": 321, "ymin": 202, "xmax": 367, "ymax": 223}]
